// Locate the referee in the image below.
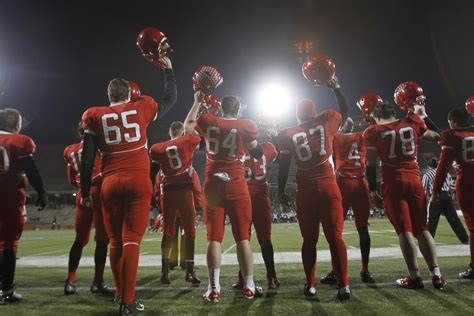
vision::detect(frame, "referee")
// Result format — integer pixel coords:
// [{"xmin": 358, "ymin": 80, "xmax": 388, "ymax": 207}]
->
[{"xmin": 422, "ymin": 158, "xmax": 469, "ymax": 244}]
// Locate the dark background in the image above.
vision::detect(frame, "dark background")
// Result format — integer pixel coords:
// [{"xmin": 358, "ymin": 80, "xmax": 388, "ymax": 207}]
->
[{"xmin": 0, "ymin": 0, "xmax": 473, "ymax": 146}]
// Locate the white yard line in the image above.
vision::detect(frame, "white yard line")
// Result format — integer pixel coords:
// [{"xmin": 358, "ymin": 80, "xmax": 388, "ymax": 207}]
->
[{"xmin": 24, "ymin": 249, "xmax": 69, "ymax": 257}]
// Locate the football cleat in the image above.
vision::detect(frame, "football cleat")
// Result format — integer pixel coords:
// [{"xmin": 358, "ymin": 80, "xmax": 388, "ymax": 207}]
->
[
  {"xmin": 360, "ymin": 271, "xmax": 375, "ymax": 284},
  {"xmin": 90, "ymin": 282, "xmax": 115, "ymax": 296},
  {"xmin": 320, "ymin": 271, "xmax": 337, "ymax": 285},
  {"xmin": 394, "ymin": 81, "xmax": 426, "ymax": 112},
  {"xmin": 302, "ymin": 54, "xmax": 336, "ymax": 86},
  {"xmin": 203, "ymin": 289, "xmax": 220, "ymax": 303},
  {"xmin": 1, "ymin": 286, "xmax": 22, "ymax": 304},
  {"xmin": 337, "ymin": 285, "xmax": 351, "ymax": 301},
  {"xmin": 303, "ymin": 284, "xmax": 317, "ymax": 297},
  {"xmin": 395, "ymin": 276, "xmax": 424, "ymax": 289},
  {"xmin": 459, "ymin": 266, "xmax": 474, "ymax": 279},
  {"xmin": 115, "ymin": 297, "xmax": 145, "ymax": 312},
  {"xmin": 432, "ymin": 275, "xmax": 447, "ymax": 289},
  {"xmin": 119, "ymin": 303, "xmax": 141, "ymax": 315},
  {"xmin": 64, "ymin": 281, "xmax": 77, "ymax": 295},
  {"xmin": 160, "ymin": 272, "xmax": 171, "ymax": 285},
  {"xmin": 243, "ymin": 286, "xmax": 263, "ymax": 300},
  {"xmin": 232, "ymin": 276, "xmax": 244, "ymax": 290},
  {"xmin": 267, "ymin": 276, "xmax": 281, "ymax": 289},
  {"xmin": 185, "ymin": 272, "xmax": 201, "ymax": 286}
]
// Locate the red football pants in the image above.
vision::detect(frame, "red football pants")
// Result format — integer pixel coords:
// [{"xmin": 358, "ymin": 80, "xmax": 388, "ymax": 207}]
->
[
  {"xmin": 248, "ymin": 182, "xmax": 272, "ymax": 241},
  {"xmin": 296, "ymin": 178, "xmax": 348, "ymax": 287},
  {"xmin": 381, "ymin": 175, "xmax": 428, "ymax": 236},
  {"xmin": 0, "ymin": 189, "xmax": 26, "ymax": 252},
  {"xmin": 162, "ymin": 189, "xmax": 196, "ymax": 238},
  {"xmin": 204, "ymin": 176, "xmax": 252, "ymax": 243},
  {"xmin": 336, "ymin": 176, "xmax": 370, "ymax": 228},
  {"xmin": 75, "ymin": 185, "xmax": 108, "ymax": 246}
]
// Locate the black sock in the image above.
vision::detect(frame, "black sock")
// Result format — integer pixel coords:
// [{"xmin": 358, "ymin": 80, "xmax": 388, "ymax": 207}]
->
[
  {"xmin": 94, "ymin": 241, "xmax": 108, "ymax": 284},
  {"xmin": 162, "ymin": 258, "xmax": 170, "ymax": 273},
  {"xmin": 357, "ymin": 227, "xmax": 371, "ymax": 272},
  {"xmin": 259, "ymin": 239, "xmax": 276, "ymax": 278},
  {"xmin": 68, "ymin": 241, "xmax": 84, "ymax": 277},
  {"xmin": 2, "ymin": 248, "xmax": 16, "ymax": 292},
  {"xmin": 185, "ymin": 236, "xmax": 195, "ymax": 273}
]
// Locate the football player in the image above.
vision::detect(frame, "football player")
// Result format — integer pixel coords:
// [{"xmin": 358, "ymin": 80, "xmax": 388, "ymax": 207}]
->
[
  {"xmin": 149, "ymin": 121, "xmax": 201, "ymax": 286},
  {"xmin": 0, "ymin": 108, "xmax": 47, "ymax": 304},
  {"xmin": 320, "ymin": 116, "xmax": 374, "ymax": 285},
  {"xmin": 232, "ymin": 141, "xmax": 280, "ymax": 290},
  {"xmin": 63, "ymin": 122, "xmax": 113, "ymax": 296},
  {"xmin": 80, "ymin": 55, "xmax": 176, "ymax": 314},
  {"xmin": 184, "ymin": 91, "xmax": 263, "ymax": 302},
  {"xmin": 431, "ymin": 108, "xmax": 474, "ymax": 279},
  {"xmin": 277, "ymin": 76, "xmax": 351, "ymax": 300},
  {"xmin": 364, "ymin": 94, "xmax": 447, "ymax": 289}
]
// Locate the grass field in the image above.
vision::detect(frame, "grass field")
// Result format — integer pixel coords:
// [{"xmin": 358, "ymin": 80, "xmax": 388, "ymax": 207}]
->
[{"xmin": 4, "ymin": 218, "xmax": 473, "ymax": 315}]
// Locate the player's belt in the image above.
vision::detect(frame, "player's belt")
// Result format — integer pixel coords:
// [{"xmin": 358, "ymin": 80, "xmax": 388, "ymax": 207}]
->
[{"xmin": 162, "ymin": 183, "xmax": 193, "ymax": 192}]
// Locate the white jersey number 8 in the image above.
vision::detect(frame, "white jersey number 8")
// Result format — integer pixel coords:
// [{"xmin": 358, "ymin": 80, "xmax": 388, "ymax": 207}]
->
[
  {"xmin": 462, "ymin": 136, "xmax": 474, "ymax": 162},
  {"xmin": 166, "ymin": 145, "xmax": 183, "ymax": 170}
]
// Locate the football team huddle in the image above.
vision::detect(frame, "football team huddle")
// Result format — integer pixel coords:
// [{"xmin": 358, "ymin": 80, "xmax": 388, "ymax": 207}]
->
[{"xmin": 0, "ymin": 27, "xmax": 473, "ymax": 315}]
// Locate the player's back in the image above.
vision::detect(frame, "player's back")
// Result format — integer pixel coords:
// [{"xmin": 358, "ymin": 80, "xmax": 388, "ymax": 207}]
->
[
  {"xmin": 82, "ymin": 95, "xmax": 158, "ymax": 176},
  {"xmin": 244, "ymin": 142, "xmax": 277, "ymax": 184},
  {"xmin": 149, "ymin": 134, "xmax": 201, "ymax": 185},
  {"xmin": 278, "ymin": 109, "xmax": 342, "ymax": 181},
  {"xmin": 439, "ymin": 127, "xmax": 474, "ymax": 179},
  {"xmin": 333, "ymin": 132, "xmax": 366, "ymax": 178},
  {"xmin": 63, "ymin": 142, "xmax": 102, "ymax": 187},
  {"xmin": 196, "ymin": 113, "xmax": 259, "ymax": 177},
  {"xmin": 364, "ymin": 115, "xmax": 427, "ymax": 177},
  {"xmin": 0, "ymin": 131, "xmax": 35, "ymax": 191}
]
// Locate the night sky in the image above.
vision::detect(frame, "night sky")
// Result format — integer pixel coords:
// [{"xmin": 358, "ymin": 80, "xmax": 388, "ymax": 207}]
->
[{"xmin": 0, "ymin": 0, "xmax": 473, "ymax": 146}]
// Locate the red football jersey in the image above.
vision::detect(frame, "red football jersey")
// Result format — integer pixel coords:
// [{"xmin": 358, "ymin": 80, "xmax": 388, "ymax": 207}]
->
[
  {"xmin": 149, "ymin": 134, "xmax": 201, "ymax": 185},
  {"xmin": 277, "ymin": 109, "xmax": 342, "ymax": 181},
  {"xmin": 363, "ymin": 114, "xmax": 427, "ymax": 176},
  {"xmin": 244, "ymin": 142, "xmax": 278, "ymax": 183},
  {"xmin": 81, "ymin": 96, "xmax": 158, "ymax": 176},
  {"xmin": 333, "ymin": 132, "xmax": 366, "ymax": 178},
  {"xmin": 0, "ymin": 131, "xmax": 36, "ymax": 191},
  {"xmin": 432, "ymin": 127, "xmax": 474, "ymax": 193},
  {"xmin": 63, "ymin": 142, "xmax": 102, "ymax": 188},
  {"xmin": 195, "ymin": 113, "xmax": 259, "ymax": 175}
]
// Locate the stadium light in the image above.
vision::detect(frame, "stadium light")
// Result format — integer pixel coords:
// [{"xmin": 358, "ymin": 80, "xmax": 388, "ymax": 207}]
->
[{"xmin": 257, "ymin": 82, "xmax": 290, "ymax": 117}]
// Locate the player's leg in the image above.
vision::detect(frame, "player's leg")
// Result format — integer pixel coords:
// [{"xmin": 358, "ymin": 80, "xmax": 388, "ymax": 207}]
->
[
  {"xmin": 427, "ymin": 198, "xmax": 442, "ymax": 238},
  {"xmin": 160, "ymin": 190, "xmax": 179, "ymax": 284},
  {"xmin": 65, "ymin": 191, "xmax": 93, "ymax": 295},
  {"xmin": 457, "ymin": 179, "xmax": 474, "ymax": 279},
  {"xmin": 251, "ymin": 192, "xmax": 278, "ymax": 288},
  {"xmin": 353, "ymin": 178, "xmax": 373, "ymax": 282},
  {"xmin": 296, "ymin": 186, "xmax": 319, "ymax": 296},
  {"xmin": 101, "ymin": 177, "xmax": 125, "ymax": 300},
  {"xmin": 90, "ymin": 186, "xmax": 114, "ymax": 295},
  {"xmin": 178, "ymin": 190, "xmax": 201, "ymax": 285},
  {"xmin": 0, "ymin": 194, "xmax": 25, "ymax": 303},
  {"xmin": 408, "ymin": 179, "xmax": 445, "ymax": 289},
  {"xmin": 169, "ymin": 219, "xmax": 179, "ymax": 270}
]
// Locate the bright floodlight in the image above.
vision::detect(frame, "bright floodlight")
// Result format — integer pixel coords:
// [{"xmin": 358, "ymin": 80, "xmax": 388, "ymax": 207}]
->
[{"xmin": 258, "ymin": 83, "xmax": 290, "ymax": 116}]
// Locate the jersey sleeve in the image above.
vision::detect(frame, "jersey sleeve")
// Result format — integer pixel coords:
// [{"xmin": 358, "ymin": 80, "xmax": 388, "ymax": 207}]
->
[
  {"xmin": 192, "ymin": 170, "xmax": 204, "ymax": 210},
  {"xmin": 81, "ymin": 108, "xmax": 98, "ymax": 135},
  {"xmin": 320, "ymin": 109, "xmax": 342, "ymax": 135},
  {"xmin": 262, "ymin": 142, "xmax": 278, "ymax": 163},
  {"xmin": 408, "ymin": 114, "xmax": 428, "ymax": 137},
  {"xmin": 137, "ymin": 95, "xmax": 159, "ymax": 123},
  {"xmin": 196, "ymin": 113, "xmax": 212, "ymax": 137},
  {"xmin": 186, "ymin": 134, "xmax": 201, "ymax": 152},
  {"xmin": 153, "ymin": 171, "xmax": 162, "ymax": 208},
  {"xmin": 432, "ymin": 137, "xmax": 455, "ymax": 195},
  {"xmin": 242, "ymin": 120, "xmax": 259, "ymax": 144},
  {"xmin": 362, "ymin": 126, "xmax": 378, "ymax": 150},
  {"xmin": 149, "ymin": 144, "xmax": 161, "ymax": 163},
  {"xmin": 438, "ymin": 130, "xmax": 452, "ymax": 148},
  {"xmin": 16, "ymin": 135, "xmax": 36, "ymax": 158}
]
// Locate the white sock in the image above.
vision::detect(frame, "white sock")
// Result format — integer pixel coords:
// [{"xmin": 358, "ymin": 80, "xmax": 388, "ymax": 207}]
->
[
  {"xmin": 409, "ymin": 269, "xmax": 421, "ymax": 279},
  {"xmin": 208, "ymin": 268, "xmax": 220, "ymax": 291},
  {"xmin": 430, "ymin": 266, "xmax": 441, "ymax": 277},
  {"xmin": 244, "ymin": 275, "xmax": 255, "ymax": 290}
]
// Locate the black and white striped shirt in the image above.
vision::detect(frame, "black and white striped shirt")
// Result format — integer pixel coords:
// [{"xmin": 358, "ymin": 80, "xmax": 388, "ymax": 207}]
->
[{"xmin": 422, "ymin": 167, "xmax": 451, "ymax": 198}]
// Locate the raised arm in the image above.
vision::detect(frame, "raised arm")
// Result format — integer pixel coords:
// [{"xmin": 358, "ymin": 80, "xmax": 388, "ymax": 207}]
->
[
  {"xmin": 79, "ymin": 133, "xmax": 98, "ymax": 207},
  {"xmin": 412, "ymin": 105, "xmax": 441, "ymax": 142},
  {"xmin": 327, "ymin": 76, "xmax": 349, "ymax": 124},
  {"xmin": 184, "ymin": 91, "xmax": 204, "ymax": 135},
  {"xmin": 155, "ymin": 57, "xmax": 177, "ymax": 120},
  {"xmin": 277, "ymin": 152, "xmax": 292, "ymax": 208}
]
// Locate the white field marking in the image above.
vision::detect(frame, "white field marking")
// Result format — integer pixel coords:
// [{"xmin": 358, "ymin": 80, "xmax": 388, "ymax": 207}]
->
[
  {"xmin": 389, "ymin": 244, "xmax": 399, "ymax": 247},
  {"xmin": 20, "ymin": 278, "xmax": 469, "ymax": 292},
  {"xmin": 341, "ymin": 232, "xmax": 354, "ymax": 235},
  {"xmin": 140, "ymin": 252, "xmax": 149, "ymax": 255},
  {"xmin": 223, "ymin": 229, "xmax": 256, "ymax": 254},
  {"xmin": 370, "ymin": 233, "xmax": 399, "ymax": 240},
  {"xmin": 25, "ymin": 249, "xmax": 69, "ymax": 257},
  {"xmin": 347, "ymin": 246, "xmax": 356, "ymax": 249},
  {"xmin": 143, "ymin": 238, "xmax": 162, "ymax": 242},
  {"xmin": 21, "ymin": 237, "xmax": 45, "ymax": 240}
]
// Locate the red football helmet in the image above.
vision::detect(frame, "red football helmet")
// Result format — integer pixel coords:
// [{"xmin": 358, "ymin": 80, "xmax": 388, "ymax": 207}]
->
[
  {"xmin": 302, "ymin": 54, "xmax": 336, "ymax": 86},
  {"xmin": 296, "ymin": 99, "xmax": 317, "ymax": 122},
  {"xmin": 192, "ymin": 66, "xmax": 223, "ymax": 95},
  {"xmin": 136, "ymin": 27, "xmax": 172, "ymax": 69},
  {"xmin": 357, "ymin": 93, "xmax": 383, "ymax": 121},
  {"xmin": 394, "ymin": 82, "xmax": 426, "ymax": 111},
  {"xmin": 128, "ymin": 81, "xmax": 141, "ymax": 100},
  {"xmin": 466, "ymin": 96, "xmax": 474, "ymax": 115}
]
